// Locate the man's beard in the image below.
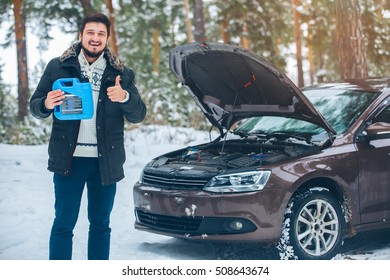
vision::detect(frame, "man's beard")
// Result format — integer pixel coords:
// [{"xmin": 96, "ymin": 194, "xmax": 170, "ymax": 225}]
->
[{"xmin": 82, "ymin": 44, "xmax": 105, "ymax": 58}]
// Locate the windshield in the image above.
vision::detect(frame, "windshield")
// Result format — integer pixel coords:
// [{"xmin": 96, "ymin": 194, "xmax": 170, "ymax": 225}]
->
[{"xmin": 235, "ymin": 89, "xmax": 380, "ymax": 140}]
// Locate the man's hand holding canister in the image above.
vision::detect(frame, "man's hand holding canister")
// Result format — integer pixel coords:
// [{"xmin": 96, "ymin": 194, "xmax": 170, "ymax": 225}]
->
[{"xmin": 45, "ymin": 89, "xmax": 65, "ymax": 110}]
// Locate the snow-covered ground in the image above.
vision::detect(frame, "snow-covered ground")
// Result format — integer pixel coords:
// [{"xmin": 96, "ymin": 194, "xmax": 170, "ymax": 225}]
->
[{"xmin": 0, "ymin": 125, "xmax": 390, "ymax": 261}]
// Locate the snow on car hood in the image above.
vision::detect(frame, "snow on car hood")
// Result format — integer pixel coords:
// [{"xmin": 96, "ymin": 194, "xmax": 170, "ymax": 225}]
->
[{"xmin": 169, "ymin": 42, "xmax": 336, "ymax": 134}]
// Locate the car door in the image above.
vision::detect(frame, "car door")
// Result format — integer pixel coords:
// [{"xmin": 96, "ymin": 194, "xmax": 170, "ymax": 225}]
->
[{"xmin": 356, "ymin": 102, "xmax": 390, "ymax": 224}]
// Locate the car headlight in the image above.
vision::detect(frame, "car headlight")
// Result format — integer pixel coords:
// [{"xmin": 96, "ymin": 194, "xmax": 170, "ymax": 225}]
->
[{"xmin": 203, "ymin": 170, "xmax": 271, "ymax": 193}]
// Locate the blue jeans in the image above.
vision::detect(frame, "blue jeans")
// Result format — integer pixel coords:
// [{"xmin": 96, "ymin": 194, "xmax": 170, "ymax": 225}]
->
[{"xmin": 49, "ymin": 157, "xmax": 116, "ymax": 260}]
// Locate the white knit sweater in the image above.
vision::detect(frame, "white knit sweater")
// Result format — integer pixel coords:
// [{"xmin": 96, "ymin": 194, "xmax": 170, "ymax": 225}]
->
[{"xmin": 73, "ymin": 51, "xmax": 106, "ymax": 158}]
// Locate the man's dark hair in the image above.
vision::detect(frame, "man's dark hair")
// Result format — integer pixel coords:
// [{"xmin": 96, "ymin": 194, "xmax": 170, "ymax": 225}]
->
[{"xmin": 79, "ymin": 12, "xmax": 111, "ymax": 37}]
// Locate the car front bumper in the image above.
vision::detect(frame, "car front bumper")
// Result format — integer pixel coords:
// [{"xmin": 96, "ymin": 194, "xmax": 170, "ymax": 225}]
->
[{"xmin": 133, "ymin": 181, "xmax": 289, "ymax": 243}]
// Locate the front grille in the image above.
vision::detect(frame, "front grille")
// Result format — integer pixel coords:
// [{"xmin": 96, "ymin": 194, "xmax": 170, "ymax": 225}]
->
[
  {"xmin": 136, "ymin": 210, "xmax": 202, "ymax": 232},
  {"xmin": 142, "ymin": 173, "xmax": 209, "ymax": 190},
  {"xmin": 135, "ymin": 210, "xmax": 258, "ymax": 235}
]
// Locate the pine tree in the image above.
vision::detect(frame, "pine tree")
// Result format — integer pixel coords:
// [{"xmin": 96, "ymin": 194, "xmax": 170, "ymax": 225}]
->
[
  {"xmin": 13, "ymin": 0, "xmax": 29, "ymax": 121},
  {"xmin": 335, "ymin": 0, "xmax": 368, "ymax": 79}
]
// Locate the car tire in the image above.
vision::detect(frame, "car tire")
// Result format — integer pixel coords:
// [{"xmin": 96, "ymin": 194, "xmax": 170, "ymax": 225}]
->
[{"xmin": 277, "ymin": 188, "xmax": 345, "ymax": 260}]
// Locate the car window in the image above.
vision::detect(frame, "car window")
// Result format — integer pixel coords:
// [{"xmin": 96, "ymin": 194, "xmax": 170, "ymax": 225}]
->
[
  {"xmin": 235, "ymin": 116, "xmax": 324, "ymax": 135},
  {"xmin": 374, "ymin": 105, "xmax": 390, "ymax": 123},
  {"xmin": 235, "ymin": 89, "xmax": 380, "ymax": 138},
  {"xmin": 304, "ymin": 89, "xmax": 379, "ymax": 134}
]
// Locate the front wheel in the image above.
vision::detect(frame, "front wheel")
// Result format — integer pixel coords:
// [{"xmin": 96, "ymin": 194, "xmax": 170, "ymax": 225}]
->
[{"xmin": 277, "ymin": 188, "xmax": 345, "ymax": 260}]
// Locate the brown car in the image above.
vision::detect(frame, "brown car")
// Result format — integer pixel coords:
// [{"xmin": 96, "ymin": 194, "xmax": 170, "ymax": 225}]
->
[{"xmin": 133, "ymin": 42, "xmax": 390, "ymax": 260}]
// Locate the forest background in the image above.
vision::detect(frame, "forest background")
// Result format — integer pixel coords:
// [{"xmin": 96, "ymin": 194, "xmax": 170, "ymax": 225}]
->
[{"xmin": 0, "ymin": 0, "xmax": 389, "ymax": 145}]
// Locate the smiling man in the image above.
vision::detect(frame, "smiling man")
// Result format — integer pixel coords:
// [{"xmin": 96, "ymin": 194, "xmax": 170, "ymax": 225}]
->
[
  {"xmin": 80, "ymin": 21, "xmax": 108, "ymax": 59},
  {"xmin": 30, "ymin": 12, "xmax": 147, "ymax": 260}
]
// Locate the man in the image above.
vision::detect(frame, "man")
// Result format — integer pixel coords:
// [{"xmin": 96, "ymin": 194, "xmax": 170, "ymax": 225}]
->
[{"xmin": 30, "ymin": 12, "xmax": 147, "ymax": 260}]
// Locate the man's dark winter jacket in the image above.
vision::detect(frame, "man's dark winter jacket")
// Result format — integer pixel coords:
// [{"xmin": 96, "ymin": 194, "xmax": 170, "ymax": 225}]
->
[{"xmin": 30, "ymin": 42, "xmax": 147, "ymax": 186}]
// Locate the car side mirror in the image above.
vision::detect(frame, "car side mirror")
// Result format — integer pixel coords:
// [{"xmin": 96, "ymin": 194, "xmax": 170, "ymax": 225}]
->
[{"xmin": 363, "ymin": 122, "xmax": 390, "ymax": 141}]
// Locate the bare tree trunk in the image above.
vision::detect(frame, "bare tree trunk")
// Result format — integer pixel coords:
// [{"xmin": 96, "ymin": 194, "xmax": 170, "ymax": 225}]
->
[
  {"xmin": 106, "ymin": 0, "xmax": 119, "ymax": 56},
  {"xmin": 304, "ymin": 0, "xmax": 314, "ymax": 85},
  {"xmin": 307, "ymin": 28, "xmax": 314, "ymax": 85},
  {"xmin": 183, "ymin": 0, "xmax": 193, "ymax": 43},
  {"xmin": 80, "ymin": 0, "xmax": 94, "ymax": 15},
  {"xmin": 374, "ymin": 0, "xmax": 383, "ymax": 20},
  {"xmin": 316, "ymin": 49, "xmax": 325, "ymax": 83},
  {"xmin": 153, "ymin": 19, "xmax": 159, "ymax": 73},
  {"xmin": 335, "ymin": 0, "xmax": 368, "ymax": 79},
  {"xmin": 241, "ymin": 19, "xmax": 250, "ymax": 49},
  {"xmin": 13, "ymin": 0, "xmax": 29, "ymax": 121},
  {"xmin": 292, "ymin": 0, "xmax": 304, "ymax": 87},
  {"xmin": 221, "ymin": 16, "xmax": 229, "ymax": 43},
  {"xmin": 193, "ymin": 0, "xmax": 206, "ymax": 42}
]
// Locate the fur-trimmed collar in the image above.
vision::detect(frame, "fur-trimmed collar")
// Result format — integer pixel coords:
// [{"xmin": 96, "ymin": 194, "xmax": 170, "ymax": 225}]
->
[{"xmin": 60, "ymin": 42, "xmax": 124, "ymax": 72}]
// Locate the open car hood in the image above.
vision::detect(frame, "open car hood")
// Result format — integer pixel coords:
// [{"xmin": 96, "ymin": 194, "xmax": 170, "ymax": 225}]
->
[{"xmin": 169, "ymin": 43, "xmax": 336, "ymax": 135}]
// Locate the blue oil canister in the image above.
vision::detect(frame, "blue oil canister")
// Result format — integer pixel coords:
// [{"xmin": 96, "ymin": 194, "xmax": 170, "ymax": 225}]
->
[{"xmin": 53, "ymin": 78, "xmax": 93, "ymax": 120}]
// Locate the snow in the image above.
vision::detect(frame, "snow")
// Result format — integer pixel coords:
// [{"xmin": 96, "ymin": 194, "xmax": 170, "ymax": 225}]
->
[{"xmin": 0, "ymin": 125, "xmax": 390, "ymax": 262}]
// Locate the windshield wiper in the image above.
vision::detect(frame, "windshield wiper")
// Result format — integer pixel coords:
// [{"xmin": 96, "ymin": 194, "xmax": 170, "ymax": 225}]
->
[
  {"xmin": 234, "ymin": 129, "xmax": 311, "ymax": 144},
  {"xmin": 232, "ymin": 130, "xmax": 251, "ymax": 137},
  {"xmin": 268, "ymin": 132, "xmax": 311, "ymax": 144},
  {"xmin": 234, "ymin": 129, "xmax": 269, "ymax": 139}
]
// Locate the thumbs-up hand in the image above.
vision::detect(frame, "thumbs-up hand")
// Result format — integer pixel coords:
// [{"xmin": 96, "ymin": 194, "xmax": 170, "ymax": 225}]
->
[{"xmin": 107, "ymin": 75, "xmax": 126, "ymax": 102}]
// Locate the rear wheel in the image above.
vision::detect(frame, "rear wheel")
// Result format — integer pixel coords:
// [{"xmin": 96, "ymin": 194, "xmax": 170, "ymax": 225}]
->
[{"xmin": 277, "ymin": 188, "xmax": 345, "ymax": 260}]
